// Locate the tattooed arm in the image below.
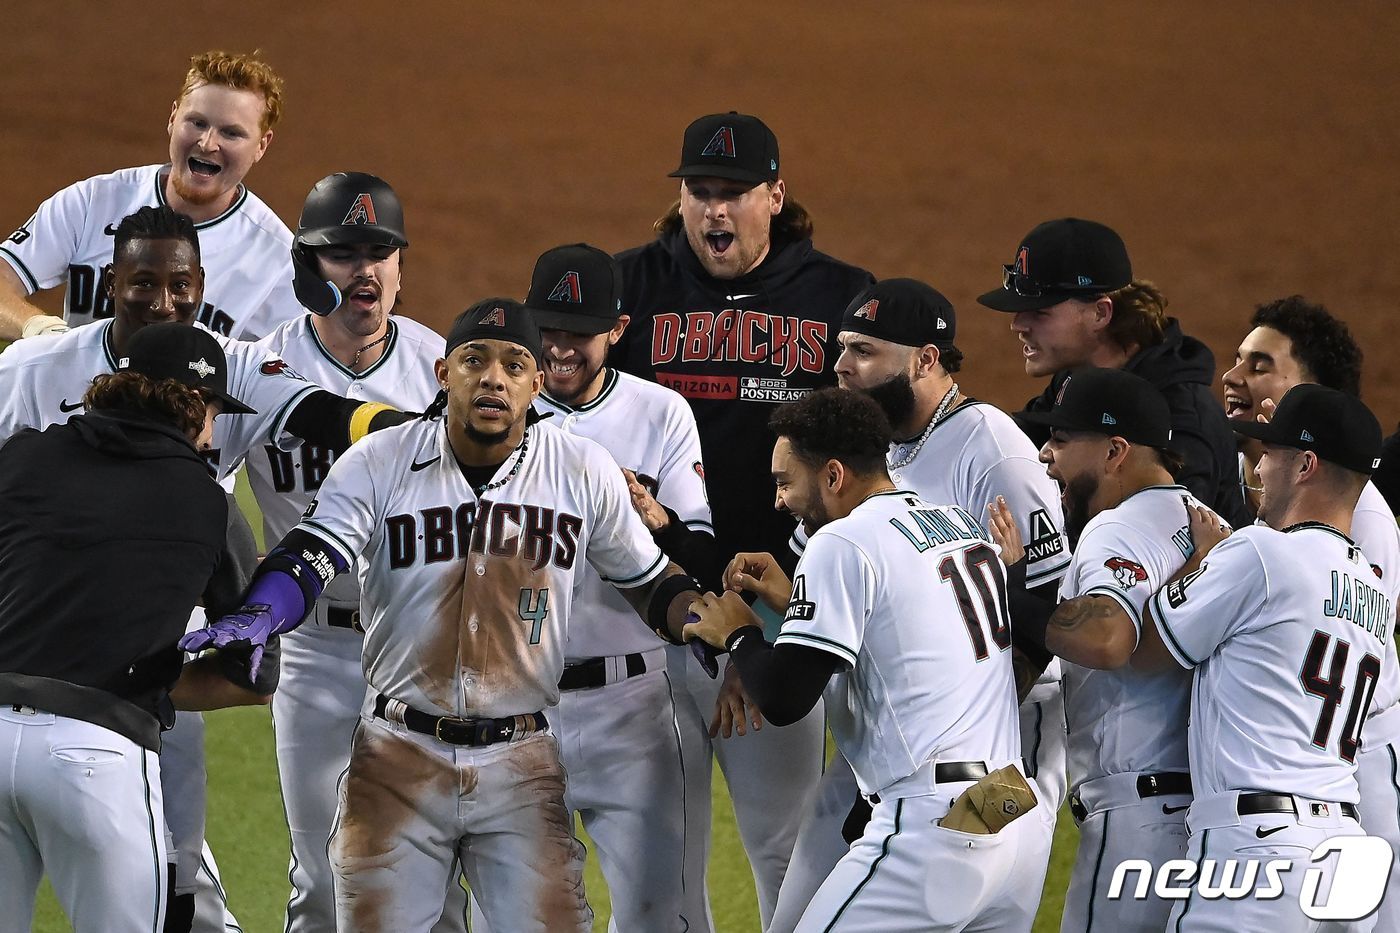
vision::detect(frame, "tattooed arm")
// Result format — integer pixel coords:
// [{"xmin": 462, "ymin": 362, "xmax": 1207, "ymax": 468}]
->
[{"xmin": 1043, "ymin": 595, "xmax": 1138, "ymax": 671}]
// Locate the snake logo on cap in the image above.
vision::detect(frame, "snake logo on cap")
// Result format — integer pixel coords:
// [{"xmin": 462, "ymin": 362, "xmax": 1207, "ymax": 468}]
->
[
  {"xmin": 479, "ymin": 307, "xmax": 507, "ymax": 327},
  {"xmin": 701, "ymin": 126, "xmax": 737, "ymax": 158},
  {"xmin": 342, "ymin": 193, "xmax": 378, "ymax": 226},
  {"xmin": 852, "ymin": 298, "xmax": 879, "ymax": 321}
]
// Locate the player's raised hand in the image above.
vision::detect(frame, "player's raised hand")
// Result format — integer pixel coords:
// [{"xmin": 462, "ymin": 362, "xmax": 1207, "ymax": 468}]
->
[
  {"xmin": 987, "ymin": 496, "xmax": 1025, "ymax": 565},
  {"xmin": 724, "ymin": 551, "xmax": 790, "ymax": 614},
  {"xmin": 684, "ymin": 590, "xmax": 759, "ymax": 648},
  {"xmin": 709, "ymin": 660, "xmax": 764, "ymax": 738},
  {"xmin": 622, "ymin": 468, "xmax": 670, "ymax": 532},
  {"xmin": 1185, "ymin": 502, "xmax": 1230, "ymax": 557},
  {"xmin": 178, "ymin": 604, "xmax": 277, "ymax": 681}
]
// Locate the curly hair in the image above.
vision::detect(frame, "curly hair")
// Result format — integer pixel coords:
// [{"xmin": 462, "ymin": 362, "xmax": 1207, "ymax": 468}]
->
[
  {"xmin": 653, "ymin": 185, "xmax": 815, "ymax": 242},
  {"xmin": 1250, "ymin": 296, "xmax": 1362, "ymax": 397},
  {"xmin": 769, "ymin": 388, "xmax": 892, "ymax": 476},
  {"xmin": 84, "ymin": 372, "xmax": 209, "ymax": 440},
  {"xmin": 1102, "ymin": 279, "xmax": 1169, "ymax": 354},
  {"xmin": 113, "ymin": 205, "xmax": 200, "ymax": 265},
  {"xmin": 179, "ymin": 49, "xmax": 285, "ymax": 133}
]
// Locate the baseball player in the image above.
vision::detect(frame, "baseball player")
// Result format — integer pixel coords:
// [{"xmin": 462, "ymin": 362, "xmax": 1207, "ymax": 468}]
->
[
  {"xmin": 1085, "ymin": 383, "xmax": 1388, "ymax": 931},
  {"xmin": 527, "ymin": 243, "xmax": 713, "ymax": 931},
  {"xmin": 245, "ymin": 174, "xmax": 467, "ymax": 932},
  {"xmin": 685, "ymin": 387, "xmax": 1046, "ymax": 932},
  {"xmin": 0, "ymin": 205, "xmax": 418, "ymax": 928},
  {"xmin": 1221, "ymin": 296, "xmax": 1400, "ymax": 931},
  {"xmin": 990, "ymin": 367, "xmax": 1212, "ymax": 932},
  {"xmin": 770, "ymin": 278, "xmax": 1069, "ymax": 932},
  {"xmin": 182, "ymin": 300, "xmax": 713, "ymax": 933},
  {"xmin": 0, "ymin": 323, "xmax": 269, "ymax": 933},
  {"xmin": 978, "ymin": 218, "xmax": 1252, "ymax": 530},
  {"xmin": 612, "ymin": 111, "xmax": 874, "ymax": 929},
  {"xmin": 0, "ymin": 50, "xmax": 297, "ymax": 342}
]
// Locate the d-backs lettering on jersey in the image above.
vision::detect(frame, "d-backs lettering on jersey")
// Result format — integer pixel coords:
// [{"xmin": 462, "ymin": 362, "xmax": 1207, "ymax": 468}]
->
[
  {"xmin": 295, "ymin": 419, "xmax": 667, "ymax": 721},
  {"xmin": 649, "ymin": 310, "xmax": 828, "ymax": 397},
  {"xmin": 1058, "ymin": 485, "xmax": 1210, "ymax": 790},
  {"xmin": 534, "ymin": 369, "xmax": 713, "ymax": 658},
  {"xmin": 0, "ymin": 165, "xmax": 298, "ymax": 339},
  {"xmin": 0, "ymin": 320, "xmax": 316, "ymax": 480},
  {"xmin": 775, "ymin": 490, "xmax": 1021, "ymax": 795},
  {"xmin": 1151, "ymin": 523, "xmax": 1391, "ymax": 803}
]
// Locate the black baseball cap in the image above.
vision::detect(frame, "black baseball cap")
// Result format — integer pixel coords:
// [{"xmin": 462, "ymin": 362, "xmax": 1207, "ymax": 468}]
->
[
  {"xmin": 978, "ymin": 218, "xmax": 1132, "ymax": 313},
  {"xmin": 1233, "ymin": 383, "xmax": 1382, "ymax": 474},
  {"xmin": 669, "ymin": 112, "xmax": 780, "ymax": 186},
  {"xmin": 118, "ymin": 323, "xmax": 255, "ymax": 415},
  {"xmin": 445, "ymin": 299, "xmax": 543, "ymax": 367},
  {"xmin": 1019, "ymin": 367, "xmax": 1171, "ymax": 447},
  {"xmin": 840, "ymin": 278, "xmax": 957, "ymax": 349},
  {"xmin": 524, "ymin": 244, "xmax": 624, "ymax": 335}
]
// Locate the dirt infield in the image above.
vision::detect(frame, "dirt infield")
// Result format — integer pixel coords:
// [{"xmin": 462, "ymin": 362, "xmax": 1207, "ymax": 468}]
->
[{"xmin": 5, "ymin": 1, "xmax": 1398, "ymax": 417}]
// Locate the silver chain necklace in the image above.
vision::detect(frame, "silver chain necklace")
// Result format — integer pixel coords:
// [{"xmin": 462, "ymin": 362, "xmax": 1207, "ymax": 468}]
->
[{"xmin": 889, "ymin": 383, "xmax": 959, "ymax": 470}]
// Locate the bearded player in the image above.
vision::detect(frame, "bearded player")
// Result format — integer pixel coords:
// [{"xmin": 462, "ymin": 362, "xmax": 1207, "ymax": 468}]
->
[{"xmin": 183, "ymin": 300, "xmax": 711, "ymax": 932}]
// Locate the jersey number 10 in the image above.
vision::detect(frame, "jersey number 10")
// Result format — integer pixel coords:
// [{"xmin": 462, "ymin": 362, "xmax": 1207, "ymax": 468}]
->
[
  {"xmin": 939, "ymin": 543, "xmax": 1012, "ymax": 661},
  {"xmin": 1300, "ymin": 630, "xmax": 1381, "ymax": 763}
]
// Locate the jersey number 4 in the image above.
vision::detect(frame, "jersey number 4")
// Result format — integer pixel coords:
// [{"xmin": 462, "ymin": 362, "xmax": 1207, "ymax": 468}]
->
[
  {"xmin": 1300, "ymin": 630, "xmax": 1381, "ymax": 763},
  {"xmin": 518, "ymin": 587, "xmax": 550, "ymax": 646},
  {"xmin": 939, "ymin": 543, "xmax": 1012, "ymax": 661}
]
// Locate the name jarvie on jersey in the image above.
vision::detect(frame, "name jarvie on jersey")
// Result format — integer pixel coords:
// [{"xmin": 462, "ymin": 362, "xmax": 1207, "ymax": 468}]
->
[{"xmin": 1323, "ymin": 570, "xmax": 1392, "ymax": 641}]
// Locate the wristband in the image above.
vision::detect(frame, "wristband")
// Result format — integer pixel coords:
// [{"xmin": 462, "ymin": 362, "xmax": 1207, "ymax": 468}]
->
[
  {"xmin": 349, "ymin": 402, "xmax": 396, "ymax": 444},
  {"xmin": 21, "ymin": 314, "xmax": 69, "ymax": 339},
  {"xmin": 647, "ymin": 572, "xmax": 701, "ymax": 645}
]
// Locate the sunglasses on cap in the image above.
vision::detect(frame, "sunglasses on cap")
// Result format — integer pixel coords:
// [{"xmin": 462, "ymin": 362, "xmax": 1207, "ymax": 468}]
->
[{"xmin": 1000, "ymin": 264, "xmax": 1107, "ymax": 300}]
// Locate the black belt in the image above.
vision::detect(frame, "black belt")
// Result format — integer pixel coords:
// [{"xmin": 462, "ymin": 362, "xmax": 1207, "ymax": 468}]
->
[
  {"xmin": 868, "ymin": 761, "xmax": 989, "ymax": 805},
  {"xmin": 1238, "ymin": 792, "xmax": 1358, "ymax": 821},
  {"xmin": 372, "ymin": 695, "xmax": 547, "ymax": 747},
  {"xmin": 558, "ymin": 653, "xmax": 646, "ymax": 691},
  {"xmin": 326, "ymin": 607, "xmax": 363, "ymax": 632},
  {"xmin": 1070, "ymin": 771, "xmax": 1193, "ymax": 823}
]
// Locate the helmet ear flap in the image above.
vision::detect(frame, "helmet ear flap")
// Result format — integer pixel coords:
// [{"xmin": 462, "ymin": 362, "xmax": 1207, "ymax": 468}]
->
[{"xmin": 291, "ymin": 245, "xmax": 341, "ymax": 316}]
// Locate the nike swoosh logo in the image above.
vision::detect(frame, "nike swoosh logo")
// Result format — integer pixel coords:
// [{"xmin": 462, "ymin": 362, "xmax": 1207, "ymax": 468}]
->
[
  {"xmin": 409, "ymin": 456, "xmax": 440, "ymax": 472},
  {"xmin": 1255, "ymin": 825, "xmax": 1287, "ymax": 838},
  {"xmin": 1161, "ymin": 804, "xmax": 1190, "ymax": 815},
  {"xmin": 727, "ymin": 293, "xmax": 759, "ymax": 300},
  {"xmin": 59, "ymin": 399, "xmax": 84, "ymax": 412},
  {"xmin": 103, "ymin": 223, "xmax": 118, "ymax": 236}
]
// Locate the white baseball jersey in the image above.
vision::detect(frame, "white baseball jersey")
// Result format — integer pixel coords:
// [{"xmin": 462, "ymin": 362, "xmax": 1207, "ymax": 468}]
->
[
  {"xmin": 1150, "ymin": 523, "xmax": 1392, "ymax": 802},
  {"xmin": 0, "ymin": 319, "xmax": 317, "ymax": 479},
  {"xmin": 775, "ymin": 490, "xmax": 1021, "ymax": 795},
  {"xmin": 1, "ymin": 164, "xmax": 298, "ymax": 340},
  {"xmin": 533, "ymin": 368, "xmax": 712, "ymax": 659},
  {"xmin": 248, "ymin": 313, "xmax": 444, "ymax": 558},
  {"xmin": 296, "ymin": 418, "xmax": 668, "ymax": 719},
  {"xmin": 1058, "ymin": 484, "xmax": 1204, "ymax": 790}
]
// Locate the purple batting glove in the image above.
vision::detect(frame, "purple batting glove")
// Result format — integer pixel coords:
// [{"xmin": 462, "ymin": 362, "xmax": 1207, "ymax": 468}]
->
[
  {"xmin": 179, "ymin": 604, "xmax": 276, "ymax": 681},
  {"xmin": 685, "ymin": 611, "xmax": 723, "ymax": 679}
]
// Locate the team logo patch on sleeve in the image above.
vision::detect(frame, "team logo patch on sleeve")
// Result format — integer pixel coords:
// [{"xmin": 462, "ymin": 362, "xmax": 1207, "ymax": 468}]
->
[
  {"xmin": 1105, "ymin": 556, "xmax": 1148, "ymax": 589},
  {"xmin": 342, "ymin": 193, "xmax": 378, "ymax": 226},
  {"xmin": 785, "ymin": 574, "xmax": 816, "ymax": 622},
  {"xmin": 701, "ymin": 126, "xmax": 737, "ymax": 158},
  {"xmin": 260, "ymin": 358, "xmax": 305, "ymax": 380}
]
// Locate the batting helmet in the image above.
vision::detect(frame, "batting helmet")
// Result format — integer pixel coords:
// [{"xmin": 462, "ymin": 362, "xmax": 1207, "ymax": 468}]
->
[{"xmin": 291, "ymin": 172, "xmax": 408, "ymax": 315}]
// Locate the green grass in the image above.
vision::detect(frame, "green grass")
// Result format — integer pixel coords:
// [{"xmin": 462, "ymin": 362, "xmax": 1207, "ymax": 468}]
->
[{"xmin": 29, "ymin": 477, "xmax": 1079, "ymax": 932}]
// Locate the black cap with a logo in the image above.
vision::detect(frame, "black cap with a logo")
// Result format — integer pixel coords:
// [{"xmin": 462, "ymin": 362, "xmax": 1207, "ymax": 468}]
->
[
  {"xmin": 118, "ymin": 323, "xmax": 256, "ymax": 414},
  {"xmin": 1233, "ymin": 383, "xmax": 1382, "ymax": 474},
  {"xmin": 524, "ymin": 244, "xmax": 624, "ymax": 335},
  {"xmin": 669, "ymin": 112, "xmax": 780, "ymax": 186},
  {"xmin": 1018, "ymin": 367, "xmax": 1171, "ymax": 447},
  {"xmin": 840, "ymin": 278, "xmax": 957, "ymax": 349},
  {"xmin": 978, "ymin": 218, "xmax": 1132, "ymax": 313},
  {"xmin": 445, "ymin": 298, "xmax": 543, "ymax": 367}
]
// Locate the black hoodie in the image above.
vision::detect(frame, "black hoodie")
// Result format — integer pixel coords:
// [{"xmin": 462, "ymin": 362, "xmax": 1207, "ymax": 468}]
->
[
  {"xmin": 0, "ymin": 410, "xmax": 227, "ymax": 749},
  {"xmin": 613, "ymin": 227, "xmax": 874, "ymax": 574},
  {"xmin": 1019, "ymin": 318, "xmax": 1252, "ymax": 530}
]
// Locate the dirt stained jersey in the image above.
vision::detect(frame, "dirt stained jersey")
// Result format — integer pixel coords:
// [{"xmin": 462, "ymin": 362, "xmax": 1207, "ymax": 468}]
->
[{"xmin": 296, "ymin": 418, "xmax": 668, "ymax": 720}]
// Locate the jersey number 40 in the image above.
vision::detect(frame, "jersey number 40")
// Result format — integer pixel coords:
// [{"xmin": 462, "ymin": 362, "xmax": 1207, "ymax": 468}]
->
[
  {"xmin": 939, "ymin": 543, "xmax": 1012, "ymax": 661},
  {"xmin": 1300, "ymin": 630, "xmax": 1381, "ymax": 763}
]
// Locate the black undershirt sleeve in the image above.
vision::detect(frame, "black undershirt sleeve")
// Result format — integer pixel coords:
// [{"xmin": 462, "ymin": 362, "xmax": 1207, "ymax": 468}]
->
[
  {"xmin": 724, "ymin": 625, "xmax": 841, "ymax": 726},
  {"xmin": 652, "ymin": 504, "xmax": 722, "ymax": 591},
  {"xmin": 283, "ymin": 390, "xmax": 416, "ymax": 455},
  {"xmin": 1004, "ymin": 557, "xmax": 1057, "ymax": 667}
]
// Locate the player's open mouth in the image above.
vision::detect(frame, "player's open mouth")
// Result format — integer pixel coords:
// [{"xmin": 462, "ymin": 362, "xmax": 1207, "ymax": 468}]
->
[
  {"xmin": 349, "ymin": 287, "xmax": 379, "ymax": 307},
  {"xmin": 473, "ymin": 397, "xmax": 508, "ymax": 416},
  {"xmin": 1224, "ymin": 394, "xmax": 1250, "ymax": 418},
  {"xmin": 705, "ymin": 231, "xmax": 735, "ymax": 255},
  {"xmin": 188, "ymin": 157, "xmax": 221, "ymax": 177}
]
